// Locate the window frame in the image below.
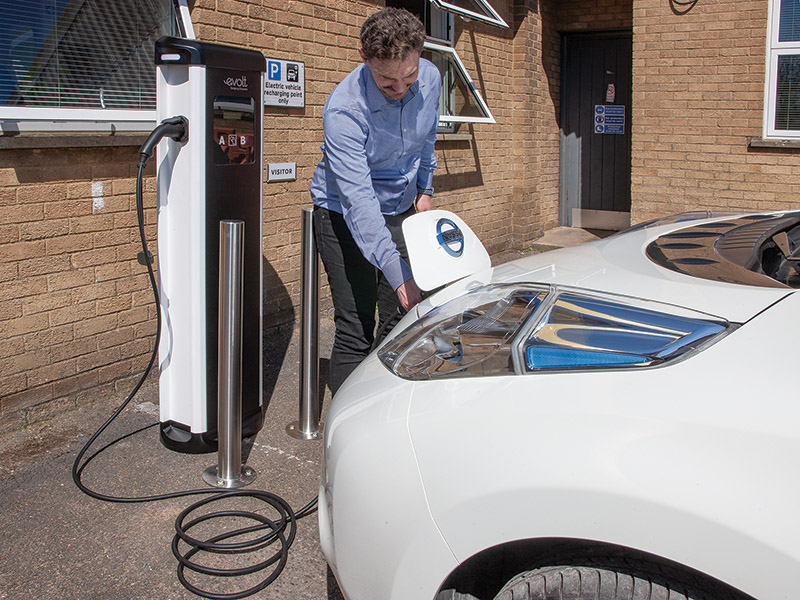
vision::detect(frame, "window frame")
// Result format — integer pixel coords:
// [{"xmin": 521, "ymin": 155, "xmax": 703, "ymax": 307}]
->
[
  {"xmin": 764, "ymin": 0, "xmax": 800, "ymax": 139},
  {"xmin": 429, "ymin": 0, "xmax": 508, "ymax": 29},
  {"xmin": 0, "ymin": 0, "xmax": 194, "ymax": 134},
  {"xmin": 424, "ymin": 41, "xmax": 496, "ymax": 124}
]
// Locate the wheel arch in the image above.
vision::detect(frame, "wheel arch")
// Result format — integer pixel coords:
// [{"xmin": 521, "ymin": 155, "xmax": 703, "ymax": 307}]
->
[{"xmin": 435, "ymin": 537, "xmax": 756, "ymax": 600}]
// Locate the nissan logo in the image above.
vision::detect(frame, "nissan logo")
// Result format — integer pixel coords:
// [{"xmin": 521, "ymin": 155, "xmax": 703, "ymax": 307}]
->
[{"xmin": 436, "ymin": 218, "xmax": 464, "ymax": 258}]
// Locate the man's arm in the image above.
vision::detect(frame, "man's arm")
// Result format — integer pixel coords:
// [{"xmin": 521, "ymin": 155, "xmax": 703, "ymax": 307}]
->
[
  {"xmin": 413, "ymin": 61, "xmax": 441, "ymax": 216},
  {"xmin": 322, "ymin": 107, "xmax": 413, "ymax": 292}
]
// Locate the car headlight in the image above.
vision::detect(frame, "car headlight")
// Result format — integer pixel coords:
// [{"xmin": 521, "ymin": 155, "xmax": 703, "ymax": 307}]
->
[{"xmin": 378, "ymin": 284, "xmax": 730, "ymax": 380}]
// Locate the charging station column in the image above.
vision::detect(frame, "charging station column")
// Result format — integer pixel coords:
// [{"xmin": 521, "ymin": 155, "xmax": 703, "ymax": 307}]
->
[{"xmin": 155, "ymin": 37, "xmax": 266, "ymax": 453}]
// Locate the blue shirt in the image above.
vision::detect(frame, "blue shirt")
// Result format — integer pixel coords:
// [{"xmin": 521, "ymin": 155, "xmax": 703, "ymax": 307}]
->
[{"xmin": 310, "ymin": 58, "xmax": 441, "ymax": 290}]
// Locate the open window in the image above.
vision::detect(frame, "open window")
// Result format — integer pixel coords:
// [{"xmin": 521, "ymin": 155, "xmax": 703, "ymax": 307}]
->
[
  {"xmin": 0, "ymin": 0, "xmax": 193, "ymax": 134},
  {"xmin": 429, "ymin": 0, "xmax": 508, "ymax": 29},
  {"xmin": 423, "ymin": 41, "xmax": 495, "ymax": 124}
]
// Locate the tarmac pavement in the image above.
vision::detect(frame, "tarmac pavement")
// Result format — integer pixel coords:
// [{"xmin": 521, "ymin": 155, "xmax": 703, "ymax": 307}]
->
[
  {"xmin": 0, "ymin": 319, "xmax": 342, "ymax": 600},
  {"xmin": 0, "ymin": 226, "xmax": 604, "ymax": 600}
]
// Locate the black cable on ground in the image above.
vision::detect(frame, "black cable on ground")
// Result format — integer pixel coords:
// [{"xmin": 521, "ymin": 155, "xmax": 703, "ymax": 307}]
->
[
  {"xmin": 70, "ymin": 118, "xmax": 318, "ymax": 599},
  {"xmin": 172, "ymin": 490, "xmax": 299, "ymax": 600}
]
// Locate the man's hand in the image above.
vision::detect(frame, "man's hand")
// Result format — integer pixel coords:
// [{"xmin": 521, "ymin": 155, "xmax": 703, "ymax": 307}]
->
[
  {"xmin": 414, "ymin": 194, "xmax": 433, "ymax": 212},
  {"xmin": 396, "ymin": 278, "xmax": 422, "ymax": 311}
]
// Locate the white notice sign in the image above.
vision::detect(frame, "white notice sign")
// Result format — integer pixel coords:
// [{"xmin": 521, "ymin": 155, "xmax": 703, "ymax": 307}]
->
[
  {"xmin": 268, "ymin": 163, "xmax": 296, "ymax": 182},
  {"xmin": 264, "ymin": 59, "xmax": 305, "ymax": 108}
]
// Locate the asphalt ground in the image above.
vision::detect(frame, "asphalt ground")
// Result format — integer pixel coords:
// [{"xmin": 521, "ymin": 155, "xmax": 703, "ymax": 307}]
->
[
  {"xmin": 0, "ymin": 227, "xmax": 601, "ymax": 600},
  {"xmin": 0, "ymin": 318, "xmax": 343, "ymax": 600}
]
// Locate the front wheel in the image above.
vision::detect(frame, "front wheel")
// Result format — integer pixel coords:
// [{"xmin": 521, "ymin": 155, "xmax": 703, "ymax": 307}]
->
[{"xmin": 494, "ymin": 565, "xmax": 740, "ymax": 600}]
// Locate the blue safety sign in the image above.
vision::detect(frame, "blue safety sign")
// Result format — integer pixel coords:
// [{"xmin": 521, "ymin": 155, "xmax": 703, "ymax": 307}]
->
[{"xmin": 594, "ymin": 105, "xmax": 625, "ymax": 134}]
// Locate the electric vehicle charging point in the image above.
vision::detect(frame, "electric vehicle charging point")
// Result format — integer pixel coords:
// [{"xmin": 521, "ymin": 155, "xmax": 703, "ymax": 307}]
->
[
  {"xmin": 155, "ymin": 37, "xmax": 266, "ymax": 454},
  {"xmin": 61, "ymin": 36, "xmax": 331, "ymax": 600}
]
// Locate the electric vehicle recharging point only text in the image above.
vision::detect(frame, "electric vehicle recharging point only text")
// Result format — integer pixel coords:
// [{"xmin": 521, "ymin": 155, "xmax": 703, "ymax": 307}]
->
[{"xmin": 155, "ymin": 37, "xmax": 266, "ymax": 453}]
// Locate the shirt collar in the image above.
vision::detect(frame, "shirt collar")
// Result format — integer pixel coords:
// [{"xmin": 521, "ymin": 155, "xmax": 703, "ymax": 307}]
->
[{"xmin": 362, "ymin": 63, "xmax": 421, "ymax": 112}]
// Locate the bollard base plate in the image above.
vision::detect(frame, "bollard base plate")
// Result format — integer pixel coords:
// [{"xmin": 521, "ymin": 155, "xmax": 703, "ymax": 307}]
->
[
  {"xmin": 202, "ymin": 464, "xmax": 257, "ymax": 489},
  {"xmin": 286, "ymin": 421, "xmax": 323, "ymax": 440}
]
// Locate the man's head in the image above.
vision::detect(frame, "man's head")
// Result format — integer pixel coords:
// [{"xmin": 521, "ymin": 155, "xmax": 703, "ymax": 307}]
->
[
  {"xmin": 360, "ymin": 7, "xmax": 425, "ymax": 61},
  {"xmin": 359, "ymin": 8, "xmax": 426, "ymax": 101}
]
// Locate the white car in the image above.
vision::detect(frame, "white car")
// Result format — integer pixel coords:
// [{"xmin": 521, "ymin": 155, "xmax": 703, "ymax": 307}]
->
[{"xmin": 318, "ymin": 210, "xmax": 800, "ymax": 600}]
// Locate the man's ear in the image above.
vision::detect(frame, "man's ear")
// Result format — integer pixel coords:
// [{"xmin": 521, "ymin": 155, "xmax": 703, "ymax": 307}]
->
[{"xmin": 358, "ymin": 48, "xmax": 369, "ymax": 65}]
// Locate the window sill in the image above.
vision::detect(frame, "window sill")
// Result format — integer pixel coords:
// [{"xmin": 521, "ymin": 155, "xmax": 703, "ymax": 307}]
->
[
  {"xmin": 0, "ymin": 132, "xmax": 147, "ymax": 150},
  {"xmin": 748, "ymin": 136, "xmax": 800, "ymax": 150},
  {"xmin": 438, "ymin": 133, "xmax": 473, "ymax": 142}
]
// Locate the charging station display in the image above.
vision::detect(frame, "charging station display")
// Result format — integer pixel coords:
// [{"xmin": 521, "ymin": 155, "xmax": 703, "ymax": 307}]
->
[
  {"xmin": 213, "ymin": 96, "xmax": 255, "ymax": 164},
  {"xmin": 155, "ymin": 37, "xmax": 266, "ymax": 453}
]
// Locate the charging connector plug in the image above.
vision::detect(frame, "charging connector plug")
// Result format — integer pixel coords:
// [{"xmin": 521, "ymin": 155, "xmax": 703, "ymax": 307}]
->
[{"xmin": 138, "ymin": 115, "xmax": 189, "ymax": 166}]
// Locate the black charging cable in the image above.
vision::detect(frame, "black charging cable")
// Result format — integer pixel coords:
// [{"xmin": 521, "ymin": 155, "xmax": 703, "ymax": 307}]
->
[
  {"xmin": 71, "ymin": 117, "xmax": 318, "ymax": 599},
  {"xmin": 138, "ymin": 115, "xmax": 189, "ymax": 165}
]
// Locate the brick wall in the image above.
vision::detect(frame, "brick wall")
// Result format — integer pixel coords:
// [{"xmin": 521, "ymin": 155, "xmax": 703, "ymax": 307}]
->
[
  {"xmin": 438, "ymin": 9, "xmax": 517, "ymax": 255},
  {"xmin": 0, "ymin": 147, "xmax": 159, "ymax": 431},
  {"xmin": 556, "ymin": 0, "xmax": 633, "ymax": 32},
  {"xmin": 509, "ymin": 1, "xmax": 550, "ymax": 246},
  {"xmin": 632, "ymin": 0, "xmax": 800, "ymax": 222},
  {"xmin": 0, "ymin": 0, "xmax": 563, "ymax": 433}
]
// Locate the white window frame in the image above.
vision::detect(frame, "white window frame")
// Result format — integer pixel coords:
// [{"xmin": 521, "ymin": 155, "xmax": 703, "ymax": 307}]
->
[
  {"xmin": 764, "ymin": 0, "xmax": 800, "ymax": 139},
  {"xmin": 424, "ymin": 41, "xmax": 495, "ymax": 124},
  {"xmin": 0, "ymin": 0, "xmax": 194, "ymax": 134},
  {"xmin": 430, "ymin": 0, "xmax": 508, "ymax": 29}
]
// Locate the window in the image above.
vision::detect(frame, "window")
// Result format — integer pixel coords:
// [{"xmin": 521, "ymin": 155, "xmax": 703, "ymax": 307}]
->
[
  {"xmin": 0, "ymin": 0, "xmax": 192, "ymax": 134},
  {"xmin": 429, "ymin": 0, "xmax": 508, "ymax": 29},
  {"xmin": 765, "ymin": 0, "xmax": 800, "ymax": 138},
  {"xmin": 388, "ymin": 0, "xmax": 498, "ymax": 125},
  {"xmin": 423, "ymin": 42, "xmax": 494, "ymax": 123}
]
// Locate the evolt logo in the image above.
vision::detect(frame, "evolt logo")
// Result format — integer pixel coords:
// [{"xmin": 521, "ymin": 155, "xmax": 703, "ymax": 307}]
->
[{"xmin": 223, "ymin": 74, "xmax": 249, "ymax": 91}]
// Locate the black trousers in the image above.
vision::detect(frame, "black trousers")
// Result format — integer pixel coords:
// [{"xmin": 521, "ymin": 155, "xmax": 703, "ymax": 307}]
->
[{"xmin": 313, "ymin": 206, "xmax": 412, "ymax": 395}]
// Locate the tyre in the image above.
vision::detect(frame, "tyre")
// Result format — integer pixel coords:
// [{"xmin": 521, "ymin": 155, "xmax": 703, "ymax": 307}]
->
[{"xmin": 493, "ymin": 565, "xmax": 732, "ymax": 600}]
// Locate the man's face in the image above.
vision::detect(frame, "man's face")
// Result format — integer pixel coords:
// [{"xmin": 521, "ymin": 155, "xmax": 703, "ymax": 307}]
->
[{"xmin": 360, "ymin": 50, "xmax": 420, "ymax": 101}]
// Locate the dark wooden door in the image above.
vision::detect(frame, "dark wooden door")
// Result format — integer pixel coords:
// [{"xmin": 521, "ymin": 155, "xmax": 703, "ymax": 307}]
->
[{"xmin": 560, "ymin": 32, "xmax": 632, "ymax": 229}]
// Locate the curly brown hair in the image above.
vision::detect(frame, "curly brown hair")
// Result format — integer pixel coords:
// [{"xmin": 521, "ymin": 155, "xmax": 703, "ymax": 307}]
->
[{"xmin": 360, "ymin": 7, "xmax": 426, "ymax": 61}]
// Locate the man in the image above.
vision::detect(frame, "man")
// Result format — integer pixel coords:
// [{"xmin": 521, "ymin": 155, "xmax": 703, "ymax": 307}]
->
[{"xmin": 310, "ymin": 7, "xmax": 441, "ymax": 394}]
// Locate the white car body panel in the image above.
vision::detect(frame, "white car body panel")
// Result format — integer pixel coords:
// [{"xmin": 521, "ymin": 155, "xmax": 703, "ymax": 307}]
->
[
  {"xmin": 320, "ymin": 369, "xmax": 458, "ymax": 600},
  {"xmin": 320, "ymin": 211, "xmax": 800, "ymax": 600},
  {"xmin": 409, "ymin": 291, "xmax": 800, "ymax": 600}
]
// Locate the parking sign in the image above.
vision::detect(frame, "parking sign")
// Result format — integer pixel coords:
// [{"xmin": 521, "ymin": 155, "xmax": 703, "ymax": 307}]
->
[{"xmin": 264, "ymin": 59, "xmax": 305, "ymax": 107}]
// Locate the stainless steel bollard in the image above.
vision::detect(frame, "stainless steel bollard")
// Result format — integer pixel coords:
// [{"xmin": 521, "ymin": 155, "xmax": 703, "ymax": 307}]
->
[
  {"xmin": 287, "ymin": 208, "xmax": 322, "ymax": 440},
  {"xmin": 203, "ymin": 220, "xmax": 256, "ymax": 488}
]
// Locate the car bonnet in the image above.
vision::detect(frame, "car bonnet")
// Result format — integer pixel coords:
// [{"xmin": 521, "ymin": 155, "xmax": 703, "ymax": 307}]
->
[
  {"xmin": 487, "ymin": 220, "xmax": 794, "ymax": 324},
  {"xmin": 407, "ymin": 212, "xmax": 799, "ymax": 329}
]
